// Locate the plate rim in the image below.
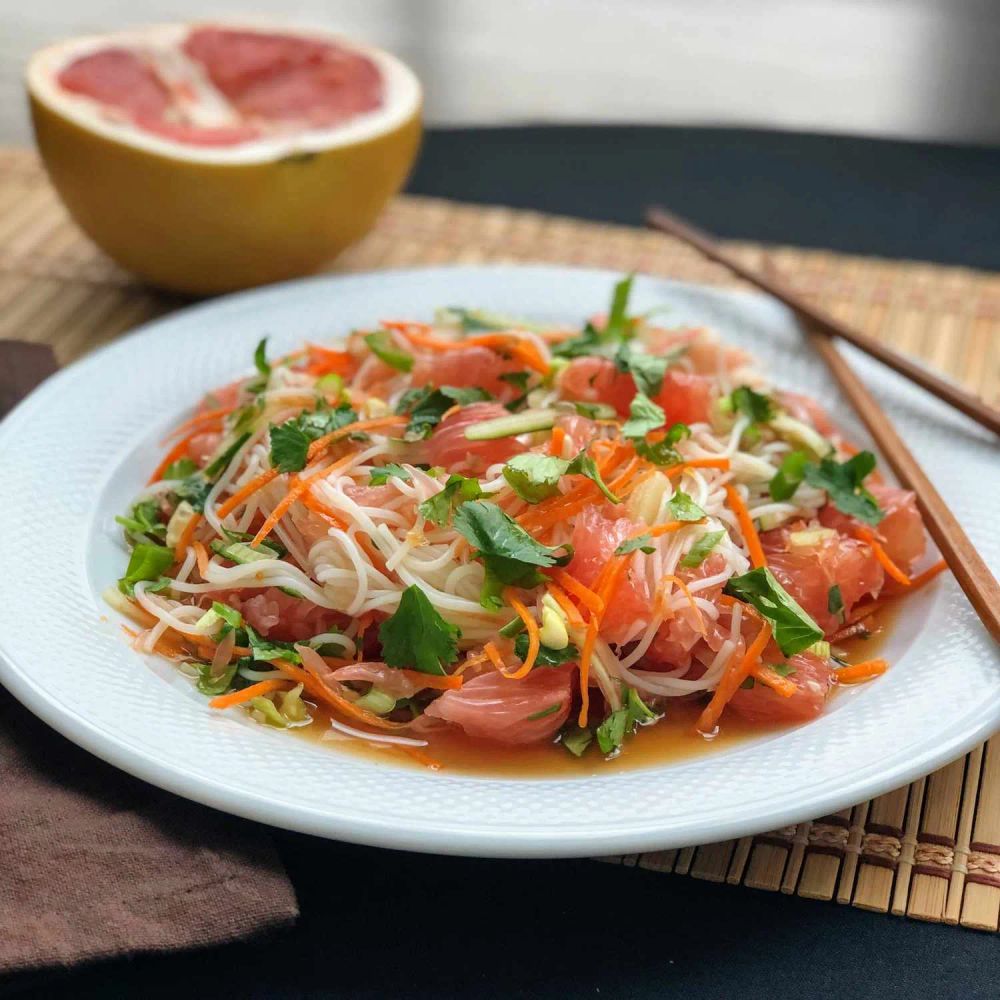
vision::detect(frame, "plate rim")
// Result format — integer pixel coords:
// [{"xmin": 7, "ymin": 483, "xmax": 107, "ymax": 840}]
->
[{"xmin": 1, "ymin": 262, "xmax": 998, "ymax": 858}]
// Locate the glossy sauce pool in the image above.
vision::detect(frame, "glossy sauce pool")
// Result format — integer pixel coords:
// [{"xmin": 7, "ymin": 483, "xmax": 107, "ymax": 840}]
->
[{"xmin": 296, "ymin": 604, "xmax": 898, "ymax": 778}]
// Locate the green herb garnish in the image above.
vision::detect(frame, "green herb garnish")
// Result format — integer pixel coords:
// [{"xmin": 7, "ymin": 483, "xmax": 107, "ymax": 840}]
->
[
  {"xmin": 724, "ymin": 567, "xmax": 823, "ymax": 656},
  {"xmin": 513, "ymin": 633, "xmax": 580, "ymax": 666},
  {"xmin": 379, "ymin": 584, "xmax": 461, "ymax": 676},
  {"xmin": 680, "ymin": 529, "xmax": 726, "ymax": 568},
  {"xmin": 418, "ymin": 474, "xmax": 485, "ymax": 526},
  {"xmin": 803, "ymin": 452, "xmax": 884, "ymax": 525},
  {"xmin": 369, "ymin": 463, "xmax": 412, "ymax": 487},
  {"xmin": 769, "ymin": 449, "xmax": 810, "ymax": 502}
]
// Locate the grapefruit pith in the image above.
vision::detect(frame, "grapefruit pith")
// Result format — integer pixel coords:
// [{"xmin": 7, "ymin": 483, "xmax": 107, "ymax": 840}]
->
[{"xmin": 27, "ymin": 23, "xmax": 422, "ymax": 294}]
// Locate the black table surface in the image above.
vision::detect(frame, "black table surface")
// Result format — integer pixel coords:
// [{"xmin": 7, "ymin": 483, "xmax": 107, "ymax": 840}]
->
[{"xmin": 14, "ymin": 127, "xmax": 999, "ymax": 999}]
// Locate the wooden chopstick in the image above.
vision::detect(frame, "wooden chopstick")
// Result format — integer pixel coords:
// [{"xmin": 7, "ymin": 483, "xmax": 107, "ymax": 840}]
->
[
  {"xmin": 645, "ymin": 206, "xmax": 1000, "ymax": 437},
  {"xmin": 643, "ymin": 206, "xmax": 1000, "ymax": 644}
]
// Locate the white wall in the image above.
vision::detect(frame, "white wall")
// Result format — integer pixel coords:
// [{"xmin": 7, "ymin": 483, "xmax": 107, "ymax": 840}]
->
[{"xmin": 4, "ymin": 0, "xmax": 1000, "ymax": 145}]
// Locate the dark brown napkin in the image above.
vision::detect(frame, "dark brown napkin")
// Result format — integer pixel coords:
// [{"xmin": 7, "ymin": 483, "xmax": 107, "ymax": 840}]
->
[{"xmin": 0, "ymin": 341, "xmax": 298, "ymax": 976}]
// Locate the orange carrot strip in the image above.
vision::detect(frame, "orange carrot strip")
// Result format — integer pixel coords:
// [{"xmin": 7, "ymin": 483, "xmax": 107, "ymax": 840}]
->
[
  {"xmin": 696, "ymin": 621, "xmax": 772, "ymax": 734},
  {"xmin": 836, "ymin": 659, "xmax": 888, "ymax": 684},
  {"xmin": 400, "ymin": 669, "xmax": 463, "ymax": 691},
  {"xmin": 483, "ymin": 641, "xmax": 506, "ymax": 672},
  {"xmin": 216, "ymin": 468, "xmax": 280, "ymax": 519},
  {"xmin": 725, "ymin": 483, "xmax": 766, "ymax": 569},
  {"xmin": 503, "ymin": 594, "xmax": 540, "ymax": 680},
  {"xmin": 299, "ymin": 491, "xmax": 348, "ymax": 528},
  {"xmin": 173, "ymin": 511, "xmax": 203, "ymax": 561},
  {"xmin": 305, "ymin": 415, "xmax": 407, "ymax": 462},
  {"xmin": 751, "ymin": 663, "xmax": 797, "ymax": 698},
  {"xmin": 209, "ymin": 678, "xmax": 290, "ymax": 709},
  {"xmin": 546, "ymin": 582, "xmax": 585, "ymax": 626},
  {"xmin": 656, "ymin": 574, "xmax": 705, "ymax": 635},
  {"xmin": 549, "ymin": 569, "xmax": 604, "ymax": 618},
  {"xmin": 643, "ymin": 520, "xmax": 689, "ymax": 539},
  {"xmin": 163, "ymin": 405, "xmax": 235, "ymax": 443},
  {"xmin": 401, "ymin": 329, "xmax": 549, "ymax": 374},
  {"xmin": 909, "ymin": 559, "xmax": 948, "ymax": 590},
  {"xmin": 676, "ymin": 457, "xmax": 731, "ymax": 472},
  {"xmin": 252, "ymin": 454, "xmax": 354, "ymax": 546},
  {"xmin": 148, "ymin": 433, "xmax": 199, "ymax": 485},
  {"xmin": 550, "ymin": 425, "xmax": 566, "ymax": 457},
  {"xmin": 272, "ymin": 658, "xmax": 408, "ymax": 730},
  {"xmin": 854, "ymin": 528, "xmax": 911, "ymax": 587},
  {"xmin": 577, "ymin": 620, "xmax": 599, "ymax": 728},
  {"xmin": 192, "ymin": 540, "xmax": 210, "ymax": 578}
]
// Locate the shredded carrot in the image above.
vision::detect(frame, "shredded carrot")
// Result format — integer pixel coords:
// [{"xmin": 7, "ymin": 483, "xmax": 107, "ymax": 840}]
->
[
  {"xmin": 836, "ymin": 659, "xmax": 888, "ymax": 684},
  {"xmin": 399, "ymin": 669, "xmax": 463, "ymax": 691},
  {"xmin": 400, "ymin": 328, "xmax": 549, "ymax": 374},
  {"xmin": 909, "ymin": 559, "xmax": 948, "ymax": 590},
  {"xmin": 252, "ymin": 454, "xmax": 354, "ymax": 546},
  {"xmin": 483, "ymin": 641, "xmax": 506, "ymax": 672},
  {"xmin": 549, "ymin": 569, "xmax": 604, "ymax": 618},
  {"xmin": 271, "ymin": 658, "xmax": 408, "ymax": 730},
  {"xmin": 454, "ymin": 650, "xmax": 491, "ymax": 676},
  {"xmin": 303, "ymin": 343, "xmax": 355, "ymax": 377},
  {"xmin": 299, "ymin": 491, "xmax": 348, "ymax": 528},
  {"xmin": 854, "ymin": 527, "xmax": 911, "ymax": 587},
  {"xmin": 725, "ymin": 483, "xmax": 766, "ymax": 569},
  {"xmin": 503, "ymin": 593, "xmax": 540, "ymax": 679},
  {"xmin": 148, "ymin": 432, "xmax": 200, "ymax": 485},
  {"xmin": 192, "ymin": 540, "xmax": 210, "ymax": 577},
  {"xmin": 173, "ymin": 511, "xmax": 203, "ymax": 561},
  {"xmin": 216, "ymin": 468, "xmax": 280, "ymax": 519},
  {"xmin": 642, "ymin": 520, "xmax": 690, "ymax": 539},
  {"xmin": 163, "ymin": 405, "xmax": 235, "ymax": 443},
  {"xmin": 696, "ymin": 621, "xmax": 773, "ymax": 733},
  {"xmin": 196, "ymin": 643, "xmax": 252, "ymax": 662},
  {"xmin": 209, "ymin": 678, "xmax": 290, "ymax": 710},
  {"xmin": 673, "ymin": 457, "xmax": 731, "ymax": 472},
  {"xmin": 399, "ymin": 745, "xmax": 443, "ymax": 770},
  {"xmin": 305, "ymin": 415, "xmax": 408, "ymax": 462},
  {"xmin": 550, "ymin": 425, "xmax": 566, "ymax": 457},
  {"xmin": 656, "ymin": 574, "xmax": 705, "ymax": 635},
  {"xmin": 751, "ymin": 663, "xmax": 797, "ymax": 698},
  {"xmin": 577, "ymin": 620, "xmax": 599, "ymax": 728},
  {"xmin": 546, "ymin": 582, "xmax": 585, "ymax": 626}
]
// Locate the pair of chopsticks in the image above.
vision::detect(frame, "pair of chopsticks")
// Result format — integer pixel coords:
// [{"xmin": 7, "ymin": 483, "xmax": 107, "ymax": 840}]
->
[{"xmin": 644, "ymin": 206, "xmax": 1000, "ymax": 644}]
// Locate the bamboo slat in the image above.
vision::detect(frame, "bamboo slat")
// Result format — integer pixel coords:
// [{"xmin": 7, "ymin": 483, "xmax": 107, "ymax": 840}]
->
[{"xmin": 0, "ymin": 146, "xmax": 996, "ymax": 931}]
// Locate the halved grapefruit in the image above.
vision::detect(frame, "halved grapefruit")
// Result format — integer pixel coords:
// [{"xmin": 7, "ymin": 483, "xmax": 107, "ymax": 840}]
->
[{"xmin": 27, "ymin": 23, "xmax": 422, "ymax": 294}]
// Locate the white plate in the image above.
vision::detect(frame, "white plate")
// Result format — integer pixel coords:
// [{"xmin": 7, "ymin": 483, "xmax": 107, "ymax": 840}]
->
[{"xmin": 1, "ymin": 266, "xmax": 998, "ymax": 858}]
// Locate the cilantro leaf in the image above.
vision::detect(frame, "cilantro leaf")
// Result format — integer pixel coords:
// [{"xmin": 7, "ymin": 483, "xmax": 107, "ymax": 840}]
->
[
  {"xmin": 245, "ymin": 625, "xmax": 301, "ymax": 665},
  {"xmin": 364, "ymin": 330, "xmax": 414, "ymax": 373},
  {"xmin": 453, "ymin": 501, "xmax": 572, "ymax": 609},
  {"xmin": 552, "ymin": 275, "xmax": 635, "ymax": 358},
  {"xmin": 513, "ymin": 633, "xmax": 580, "ymax": 666},
  {"xmin": 724, "ymin": 566, "xmax": 824, "ymax": 656},
  {"xmin": 418, "ymin": 474, "xmax": 485, "ymax": 526},
  {"xmin": 614, "ymin": 533, "xmax": 655, "ymax": 557},
  {"xmin": 396, "ymin": 385, "xmax": 492, "ymax": 440},
  {"xmin": 803, "ymin": 452, "xmax": 884, "ymax": 525},
  {"xmin": 622, "ymin": 392, "xmax": 666, "ymax": 439},
  {"xmin": 269, "ymin": 422, "xmax": 311, "ymax": 474},
  {"xmin": 680, "ymin": 529, "xmax": 725, "ymax": 568},
  {"xmin": 667, "ymin": 490, "xmax": 706, "ymax": 522},
  {"xmin": 369, "ymin": 463, "xmax": 412, "ymax": 487},
  {"xmin": 379, "ymin": 584, "xmax": 460, "ymax": 676},
  {"xmin": 561, "ymin": 726, "xmax": 593, "ymax": 757},
  {"xmin": 162, "ymin": 457, "xmax": 198, "ymax": 481},
  {"xmin": 770, "ymin": 449, "xmax": 810, "ymax": 502},
  {"xmin": 595, "ymin": 689, "xmax": 656, "ymax": 756},
  {"xmin": 730, "ymin": 385, "xmax": 775, "ymax": 424},
  {"xmin": 269, "ymin": 404, "xmax": 358, "ymax": 473},
  {"xmin": 551, "ymin": 322, "xmax": 605, "ymax": 360},
  {"xmin": 453, "ymin": 501, "xmax": 569, "ymax": 569},
  {"xmin": 503, "ymin": 454, "xmax": 566, "ymax": 504},
  {"xmin": 115, "ymin": 499, "xmax": 166, "ymax": 540},
  {"xmin": 614, "ymin": 340, "xmax": 672, "ymax": 396},
  {"xmin": 634, "ymin": 421, "xmax": 690, "ymax": 467},
  {"xmin": 565, "ymin": 451, "xmax": 620, "ymax": 503},
  {"xmin": 173, "ymin": 474, "xmax": 212, "ymax": 513}
]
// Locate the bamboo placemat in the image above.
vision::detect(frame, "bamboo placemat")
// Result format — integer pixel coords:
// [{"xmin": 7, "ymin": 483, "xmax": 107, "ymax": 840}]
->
[{"xmin": 2, "ymin": 147, "xmax": 998, "ymax": 931}]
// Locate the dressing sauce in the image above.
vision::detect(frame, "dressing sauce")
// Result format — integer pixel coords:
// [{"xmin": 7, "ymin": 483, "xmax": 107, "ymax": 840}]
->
[{"xmin": 296, "ymin": 604, "xmax": 897, "ymax": 778}]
